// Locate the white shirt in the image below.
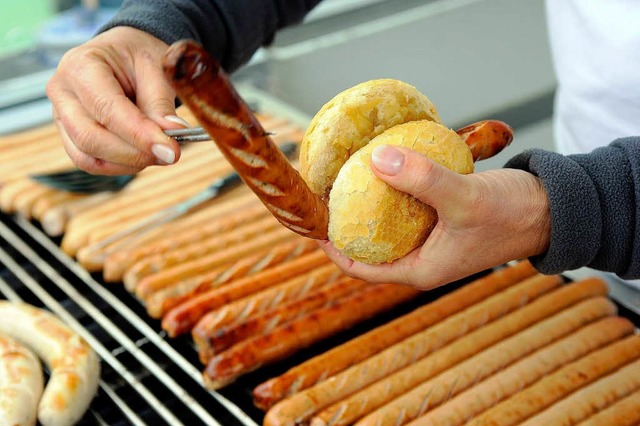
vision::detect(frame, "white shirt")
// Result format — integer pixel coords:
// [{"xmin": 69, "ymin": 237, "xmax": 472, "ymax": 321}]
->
[{"xmin": 546, "ymin": 0, "xmax": 640, "ymax": 155}]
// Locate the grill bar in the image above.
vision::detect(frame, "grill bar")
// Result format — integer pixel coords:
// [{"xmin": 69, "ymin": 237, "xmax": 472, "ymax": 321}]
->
[
  {"xmin": 96, "ymin": 382, "xmax": 146, "ymax": 426},
  {"xmin": 11, "ymin": 215, "xmax": 259, "ymax": 426},
  {"xmin": 0, "ymin": 274, "xmax": 20, "ymax": 301}
]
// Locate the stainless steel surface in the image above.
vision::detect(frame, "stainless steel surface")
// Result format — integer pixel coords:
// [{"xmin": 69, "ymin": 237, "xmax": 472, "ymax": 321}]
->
[
  {"xmin": 564, "ymin": 268, "xmax": 640, "ymax": 317},
  {"xmin": 0, "ymin": 50, "xmax": 55, "ymax": 134},
  {"xmin": 231, "ymin": 0, "xmax": 559, "ymax": 173},
  {"xmin": 258, "ymin": 0, "xmax": 556, "ymax": 127}
]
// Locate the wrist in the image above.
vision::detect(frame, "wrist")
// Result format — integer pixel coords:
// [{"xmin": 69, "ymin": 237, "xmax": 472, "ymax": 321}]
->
[
  {"xmin": 475, "ymin": 168, "xmax": 551, "ymax": 262},
  {"xmin": 526, "ymin": 174, "xmax": 551, "ymax": 257}
]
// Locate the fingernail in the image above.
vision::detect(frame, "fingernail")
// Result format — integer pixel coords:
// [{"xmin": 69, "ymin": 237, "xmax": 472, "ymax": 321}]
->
[
  {"xmin": 163, "ymin": 114, "xmax": 190, "ymax": 127},
  {"xmin": 372, "ymin": 145, "xmax": 404, "ymax": 175},
  {"xmin": 152, "ymin": 144, "xmax": 176, "ymax": 164}
]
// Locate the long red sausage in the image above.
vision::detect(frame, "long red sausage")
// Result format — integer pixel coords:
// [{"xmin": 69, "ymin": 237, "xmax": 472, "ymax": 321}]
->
[{"xmin": 163, "ymin": 40, "xmax": 330, "ymax": 239}]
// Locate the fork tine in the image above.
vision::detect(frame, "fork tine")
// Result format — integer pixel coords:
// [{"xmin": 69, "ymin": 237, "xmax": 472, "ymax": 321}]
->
[
  {"xmin": 172, "ymin": 133, "xmax": 211, "ymax": 142},
  {"xmin": 164, "ymin": 126, "xmax": 207, "ymax": 136},
  {"xmin": 164, "ymin": 127, "xmax": 211, "ymax": 143}
]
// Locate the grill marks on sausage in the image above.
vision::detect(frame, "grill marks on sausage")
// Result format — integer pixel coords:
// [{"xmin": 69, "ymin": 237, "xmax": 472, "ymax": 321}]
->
[
  {"xmin": 258, "ymin": 273, "xmax": 640, "ymax": 426},
  {"xmin": 164, "ymin": 40, "xmax": 329, "ymax": 239},
  {"xmin": 253, "ymin": 261, "xmax": 538, "ymax": 411}
]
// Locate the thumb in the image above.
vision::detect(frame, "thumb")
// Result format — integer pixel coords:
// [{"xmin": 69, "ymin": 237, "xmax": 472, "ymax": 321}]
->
[{"xmin": 370, "ymin": 145, "xmax": 470, "ymax": 212}]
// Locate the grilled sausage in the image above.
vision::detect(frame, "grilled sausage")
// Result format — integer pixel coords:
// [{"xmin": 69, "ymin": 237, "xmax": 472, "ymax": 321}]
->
[
  {"xmin": 578, "ymin": 388, "xmax": 640, "ymax": 426},
  {"xmin": 31, "ymin": 191, "xmax": 84, "ymax": 223},
  {"xmin": 205, "ymin": 276, "xmax": 366, "ymax": 356},
  {"xmin": 61, "ymin": 151, "xmax": 230, "ymax": 256},
  {"xmin": 392, "ymin": 315, "xmax": 633, "ymax": 426},
  {"xmin": 204, "ymin": 284, "xmax": 420, "ymax": 389},
  {"xmin": 107, "ymin": 196, "xmax": 267, "ymax": 284},
  {"xmin": 456, "ymin": 119, "xmax": 513, "ymax": 161},
  {"xmin": 193, "ymin": 264, "xmax": 344, "ymax": 361},
  {"xmin": 0, "ymin": 335, "xmax": 44, "ymax": 426},
  {"xmin": 262, "ymin": 273, "xmax": 564, "ymax": 426},
  {"xmin": 131, "ymin": 215, "xmax": 281, "ymax": 301},
  {"xmin": 164, "ymin": 40, "xmax": 330, "ymax": 239},
  {"xmin": 40, "ymin": 192, "xmax": 113, "ymax": 238},
  {"xmin": 263, "ymin": 276, "xmax": 608, "ymax": 426},
  {"xmin": 313, "ymin": 296, "xmax": 617, "ymax": 426},
  {"xmin": 253, "ymin": 261, "xmax": 537, "ymax": 411},
  {"xmin": 161, "ymin": 245, "xmax": 328, "ymax": 337},
  {"xmin": 147, "ymin": 240, "xmax": 320, "ymax": 319},
  {"xmin": 134, "ymin": 226, "xmax": 298, "ymax": 300},
  {"xmin": 0, "ymin": 302, "xmax": 100, "ymax": 426},
  {"xmin": 465, "ymin": 334, "xmax": 640, "ymax": 426},
  {"xmin": 519, "ymin": 358, "xmax": 640, "ymax": 426}
]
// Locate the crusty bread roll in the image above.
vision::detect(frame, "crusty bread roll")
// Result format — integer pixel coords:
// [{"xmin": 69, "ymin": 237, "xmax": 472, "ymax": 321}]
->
[
  {"xmin": 328, "ymin": 120, "xmax": 473, "ymax": 263},
  {"xmin": 301, "ymin": 79, "xmax": 473, "ymax": 264},
  {"xmin": 301, "ymin": 79, "xmax": 441, "ymax": 201}
]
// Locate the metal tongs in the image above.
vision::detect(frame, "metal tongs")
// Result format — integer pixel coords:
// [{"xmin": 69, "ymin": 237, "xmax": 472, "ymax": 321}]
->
[{"xmin": 83, "ymin": 141, "xmax": 298, "ymax": 255}]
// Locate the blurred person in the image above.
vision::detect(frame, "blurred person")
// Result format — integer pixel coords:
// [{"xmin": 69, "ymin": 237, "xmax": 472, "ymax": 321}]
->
[{"xmin": 546, "ymin": 1, "xmax": 640, "ymax": 156}]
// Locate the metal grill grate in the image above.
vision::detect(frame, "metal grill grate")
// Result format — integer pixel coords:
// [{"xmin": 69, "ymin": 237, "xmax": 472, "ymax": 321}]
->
[
  {"xmin": 2, "ymin": 206, "xmax": 639, "ymax": 425},
  {"xmin": 0, "ymin": 213, "xmax": 259, "ymax": 426}
]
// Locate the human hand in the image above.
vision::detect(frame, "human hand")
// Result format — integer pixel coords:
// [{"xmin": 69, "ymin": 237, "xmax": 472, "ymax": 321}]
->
[
  {"xmin": 319, "ymin": 145, "xmax": 551, "ymax": 290},
  {"xmin": 46, "ymin": 26, "xmax": 185, "ymax": 175}
]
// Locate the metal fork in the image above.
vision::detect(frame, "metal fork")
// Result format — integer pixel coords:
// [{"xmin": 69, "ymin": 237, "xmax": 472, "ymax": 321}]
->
[
  {"xmin": 31, "ymin": 127, "xmax": 211, "ymax": 193},
  {"xmin": 163, "ymin": 126, "xmax": 210, "ymax": 142}
]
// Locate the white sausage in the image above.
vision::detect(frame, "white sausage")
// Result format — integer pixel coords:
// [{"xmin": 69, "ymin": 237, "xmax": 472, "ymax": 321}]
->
[
  {"xmin": 0, "ymin": 302, "xmax": 100, "ymax": 426},
  {"xmin": 0, "ymin": 334, "xmax": 44, "ymax": 426}
]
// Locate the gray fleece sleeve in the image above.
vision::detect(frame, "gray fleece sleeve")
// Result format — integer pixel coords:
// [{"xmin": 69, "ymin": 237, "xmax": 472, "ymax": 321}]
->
[
  {"xmin": 505, "ymin": 137, "xmax": 640, "ymax": 279},
  {"xmin": 99, "ymin": 0, "xmax": 321, "ymax": 72}
]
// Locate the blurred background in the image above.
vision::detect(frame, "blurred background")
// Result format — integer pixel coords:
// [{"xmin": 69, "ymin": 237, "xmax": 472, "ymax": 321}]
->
[
  {"xmin": 0, "ymin": 0, "xmax": 556, "ymax": 170},
  {"xmin": 3, "ymin": 5, "xmax": 639, "ymax": 424}
]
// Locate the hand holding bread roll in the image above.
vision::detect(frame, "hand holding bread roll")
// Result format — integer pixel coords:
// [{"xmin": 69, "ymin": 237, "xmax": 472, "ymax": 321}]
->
[
  {"xmin": 320, "ymin": 151, "xmax": 551, "ymax": 288},
  {"xmin": 300, "ymin": 79, "xmax": 512, "ymax": 263}
]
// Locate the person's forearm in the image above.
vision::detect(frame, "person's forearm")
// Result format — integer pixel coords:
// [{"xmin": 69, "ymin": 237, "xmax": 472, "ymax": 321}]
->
[
  {"xmin": 505, "ymin": 137, "xmax": 640, "ymax": 278},
  {"xmin": 99, "ymin": 0, "xmax": 321, "ymax": 72}
]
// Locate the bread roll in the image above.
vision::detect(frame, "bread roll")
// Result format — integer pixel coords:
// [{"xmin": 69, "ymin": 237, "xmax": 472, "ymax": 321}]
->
[
  {"xmin": 301, "ymin": 80, "xmax": 475, "ymax": 263},
  {"xmin": 330, "ymin": 120, "xmax": 473, "ymax": 263},
  {"xmin": 300, "ymin": 79, "xmax": 441, "ymax": 201}
]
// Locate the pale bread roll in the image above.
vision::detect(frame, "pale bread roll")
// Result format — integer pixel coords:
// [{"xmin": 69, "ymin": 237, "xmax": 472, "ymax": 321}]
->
[
  {"xmin": 328, "ymin": 120, "xmax": 473, "ymax": 263},
  {"xmin": 300, "ymin": 79, "xmax": 441, "ymax": 200},
  {"xmin": 301, "ymin": 79, "xmax": 474, "ymax": 264}
]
